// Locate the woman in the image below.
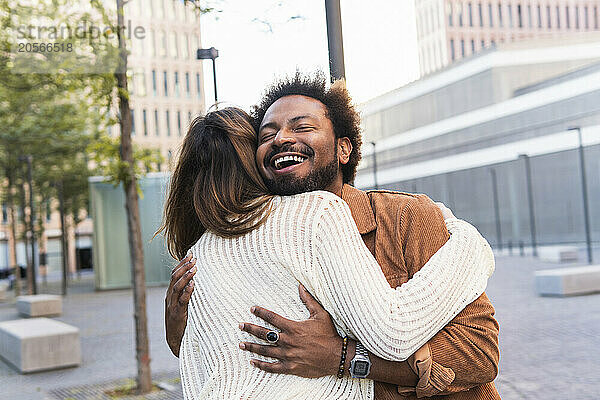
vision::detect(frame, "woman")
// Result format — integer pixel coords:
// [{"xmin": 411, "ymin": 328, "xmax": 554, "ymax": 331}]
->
[{"xmin": 159, "ymin": 108, "xmax": 495, "ymax": 399}]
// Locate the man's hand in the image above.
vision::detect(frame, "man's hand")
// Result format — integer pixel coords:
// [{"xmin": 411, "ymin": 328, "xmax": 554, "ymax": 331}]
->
[
  {"xmin": 239, "ymin": 285, "xmax": 346, "ymax": 378},
  {"xmin": 165, "ymin": 254, "xmax": 196, "ymax": 357}
]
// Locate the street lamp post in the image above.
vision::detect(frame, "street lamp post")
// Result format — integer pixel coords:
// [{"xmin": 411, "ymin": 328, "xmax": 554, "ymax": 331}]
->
[
  {"xmin": 519, "ymin": 154, "xmax": 538, "ymax": 257},
  {"xmin": 568, "ymin": 127, "xmax": 593, "ymax": 264},
  {"xmin": 18, "ymin": 155, "xmax": 37, "ymax": 295},
  {"xmin": 197, "ymin": 47, "xmax": 219, "ymax": 107},
  {"xmin": 324, "ymin": 0, "xmax": 345, "ymax": 82},
  {"xmin": 370, "ymin": 141, "xmax": 378, "ymax": 190}
]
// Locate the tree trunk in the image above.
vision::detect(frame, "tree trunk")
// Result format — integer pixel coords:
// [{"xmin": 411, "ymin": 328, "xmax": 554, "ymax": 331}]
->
[{"xmin": 115, "ymin": 0, "xmax": 152, "ymax": 394}]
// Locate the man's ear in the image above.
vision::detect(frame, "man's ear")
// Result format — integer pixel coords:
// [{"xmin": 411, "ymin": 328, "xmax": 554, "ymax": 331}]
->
[{"xmin": 337, "ymin": 137, "xmax": 352, "ymax": 165}]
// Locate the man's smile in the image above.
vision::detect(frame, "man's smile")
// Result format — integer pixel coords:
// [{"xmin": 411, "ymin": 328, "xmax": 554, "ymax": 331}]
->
[{"xmin": 268, "ymin": 152, "xmax": 310, "ymax": 175}]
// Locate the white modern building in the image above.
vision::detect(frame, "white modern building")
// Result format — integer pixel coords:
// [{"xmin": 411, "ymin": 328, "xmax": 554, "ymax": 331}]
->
[{"xmin": 356, "ymin": 37, "xmax": 600, "ymax": 250}]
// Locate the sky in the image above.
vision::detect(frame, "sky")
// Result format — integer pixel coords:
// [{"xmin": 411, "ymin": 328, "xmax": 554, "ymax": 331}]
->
[{"xmin": 199, "ymin": 0, "xmax": 420, "ymax": 111}]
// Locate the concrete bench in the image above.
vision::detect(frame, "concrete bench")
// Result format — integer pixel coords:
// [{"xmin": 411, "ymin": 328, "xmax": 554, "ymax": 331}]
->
[
  {"xmin": 16, "ymin": 294, "xmax": 62, "ymax": 317},
  {"xmin": 535, "ymin": 265, "xmax": 600, "ymax": 296},
  {"xmin": 0, "ymin": 317, "xmax": 81, "ymax": 373},
  {"xmin": 0, "ymin": 281, "xmax": 8, "ymax": 301},
  {"xmin": 537, "ymin": 246, "xmax": 579, "ymax": 263}
]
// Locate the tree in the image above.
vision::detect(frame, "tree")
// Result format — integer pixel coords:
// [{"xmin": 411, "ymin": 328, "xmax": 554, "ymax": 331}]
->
[{"xmin": 114, "ymin": 0, "xmax": 152, "ymax": 393}]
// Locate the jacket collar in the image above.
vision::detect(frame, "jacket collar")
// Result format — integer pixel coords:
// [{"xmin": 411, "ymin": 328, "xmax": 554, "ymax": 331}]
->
[{"xmin": 340, "ymin": 184, "xmax": 377, "ymax": 235}]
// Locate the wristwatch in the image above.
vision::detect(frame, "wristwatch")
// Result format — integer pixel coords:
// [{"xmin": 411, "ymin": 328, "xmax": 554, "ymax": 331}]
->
[{"xmin": 349, "ymin": 341, "xmax": 372, "ymax": 378}]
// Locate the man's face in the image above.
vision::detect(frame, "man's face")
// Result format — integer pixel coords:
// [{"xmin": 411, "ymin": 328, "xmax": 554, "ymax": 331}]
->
[{"xmin": 256, "ymin": 95, "xmax": 343, "ymax": 195}]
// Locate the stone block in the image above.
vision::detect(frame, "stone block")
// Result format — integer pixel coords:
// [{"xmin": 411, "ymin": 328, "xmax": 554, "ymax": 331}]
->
[
  {"xmin": 535, "ymin": 265, "xmax": 600, "ymax": 296},
  {"xmin": 0, "ymin": 317, "xmax": 81, "ymax": 373},
  {"xmin": 537, "ymin": 246, "xmax": 579, "ymax": 263},
  {"xmin": 16, "ymin": 294, "xmax": 62, "ymax": 317},
  {"xmin": 0, "ymin": 281, "xmax": 8, "ymax": 301}
]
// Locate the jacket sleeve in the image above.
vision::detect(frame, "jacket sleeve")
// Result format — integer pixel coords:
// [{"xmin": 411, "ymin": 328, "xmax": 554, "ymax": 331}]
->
[
  {"xmin": 305, "ymin": 192, "xmax": 494, "ymax": 362},
  {"xmin": 398, "ymin": 195, "xmax": 500, "ymax": 395}
]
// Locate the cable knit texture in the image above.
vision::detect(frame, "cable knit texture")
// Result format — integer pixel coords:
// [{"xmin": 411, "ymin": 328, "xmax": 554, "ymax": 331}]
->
[{"xmin": 179, "ymin": 190, "xmax": 495, "ymax": 400}]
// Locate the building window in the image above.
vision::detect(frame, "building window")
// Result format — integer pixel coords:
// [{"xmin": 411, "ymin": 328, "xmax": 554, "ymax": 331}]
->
[
  {"xmin": 468, "ymin": 3, "xmax": 473, "ymax": 26},
  {"xmin": 158, "ymin": 30, "xmax": 166, "ymax": 58},
  {"xmin": 449, "ymin": 38, "xmax": 454, "ymax": 60},
  {"xmin": 547, "ymin": 6, "xmax": 551, "ymax": 28},
  {"xmin": 481, "ymin": 39, "xmax": 485, "ymax": 48},
  {"xmin": 196, "ymin": 73, "xmax": 201, "ymax": 99},
  {"xmin": 166, "ymin": 110, "xmax": 171, "ymax": 136},
  {"xmin": 170, "ymin": 32, "xmax": 178, "ymax": 59},
  {"xmin": 478, "ymin": 3, "xmax": 483, "ymax": 26},
  {"xmin": 182, "ymin": 34, "xmax": 189, "ymax": 59},
  {"xmin": 174, "ymin": 71, "xmax": 180, "ymax": 97},
  {"xmin": 163, "ymin": 70, "xmax": 168, "ymax": 96},
  {"xmin": 498, "ymin": 3, "xmax": 503, "ymax": 27},
  {"xmin": 508, "ymin": 4, "xmax": 513, "ymax": 27},
  {"xmin": 448, "ymin": 4, "xmax": 453, "ymax": 26},
  {"xmin": 471, "ymin": 39, "xmax": 475, "ymax": 53},
  {"xmin": 459, "ymin": 3, "xmax": 463, "ymax": 26},
  {"xmin": 131, "ymin": 109, "xmax": 135, "ymax": 136},
  {"xmin": 154, "ymin": 0, "xmax": 164, "ymax": 18},
  {"xmin": 177, "ymin": 111, "xmax": 182, "ymax": 136},
  {"xmin": 152, "ymin": 70, "xmax": 157, "ymax": 96},
  {"xmin": 488, "ymin": 3, "xmax": 493, "ymax": 27},
  {"xmin": 142, "ymin": 109, "xmax": 148, "ymax": 136},
  {"xmin": 594, "ymin": 7, "xmax": 598, "ymax": 29},
  {"xmin": 585, "ymin": 6, "xmax": 589, "ymax": 29},
  {"xmin": 517, "ymin": 5, "xmax": 523, "ymax": 28},
  {"xmin": 556, "ymin": 6, "xmax": 561, "ymax": 28},
  {"xmin": 576, "ymin": 6, "xmax": 580, "ymax": 29},
  {"xmin": 134, "ymin": 69, "xmax": 146, "ymax": 97},
  {"xmin": 154, "ymin": 109, "xmax": 159, "ymax": 136},
  {"xmin": 460, "ymin": 39, "xmax": 465, "ymax": 56},
  {"xmin": 147, "ymin": 29, "xmax": 156, "ymax": 57},
  {"xmin": 537, "ymin": 5, "xmax": 542, "ymax": 28},
  {"xmin": 566, "ymin": 6, "xmax": 571, "ymax": 29},
  {"xmin": 2, "ymin": 204, "xmax": 7, "ymax": 223},
  {"xmin": 185, "ymin": 72, "xmax": 190, "ymax": 97},
  {"xmin": 528, "ymin": 5, "xmax": 532, "ymax": 27}
]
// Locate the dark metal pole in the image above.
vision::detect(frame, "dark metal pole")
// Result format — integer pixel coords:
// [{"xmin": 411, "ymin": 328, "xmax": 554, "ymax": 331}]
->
[
  {"xmin": 521, "ymin": 154, "xmax": 538, "ymax": 257},
  {"xmin": 325, "ymin": 0, "xmax": 345, "ymax": 82},
  {"xmin": 58, "ymin": 181, "xmax": 68, "ymax": 296},
  {"xmin": 371, "ymin": 142, "xmax": 378, "ymax": 190},
  {"xmin": 570, "ymin": 127, "xmax": 593, "ymax": 264},
  {"xmin": 25, "ymin": 155, "xmax": 37, "ymax": 294},
  {"xmin": 490, "ymin": 168, "xmax": 502, "ymax": 250},
  {"xmin": 211, "ymin": 58, "xmax": 218, "ymax": 106}
]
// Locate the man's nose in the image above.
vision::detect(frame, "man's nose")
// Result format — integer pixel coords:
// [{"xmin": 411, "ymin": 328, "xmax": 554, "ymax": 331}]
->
[{"xmin": 273, "ymin": 127, "xmax": 296, "ymax": 147}]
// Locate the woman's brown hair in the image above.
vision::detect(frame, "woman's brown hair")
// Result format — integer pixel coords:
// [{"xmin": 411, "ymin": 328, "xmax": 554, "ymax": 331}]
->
[{"xmin": 157, "ymin": 107, "xmax": 274, "ymax": 260}]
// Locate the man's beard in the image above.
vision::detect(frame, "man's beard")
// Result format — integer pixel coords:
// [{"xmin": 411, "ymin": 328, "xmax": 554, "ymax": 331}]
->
[{"xmin": 264, "ymin": 152, "xmax": 339, "ymax": 196}]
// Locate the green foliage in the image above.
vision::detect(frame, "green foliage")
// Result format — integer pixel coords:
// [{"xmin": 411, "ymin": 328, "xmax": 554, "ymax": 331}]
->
[
  {"xmin": 0, "ymin": 0, "xmax": 117, "ymax": 231},
  {"xmin": 86, "ymin": 134, "xmax": 163, "ymax": 198}
]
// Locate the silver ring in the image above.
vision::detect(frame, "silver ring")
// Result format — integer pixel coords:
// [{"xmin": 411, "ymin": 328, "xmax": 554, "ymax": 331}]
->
[{"xmin": 265, "ymin": 330, "xmax": 279, "ymax": 344}]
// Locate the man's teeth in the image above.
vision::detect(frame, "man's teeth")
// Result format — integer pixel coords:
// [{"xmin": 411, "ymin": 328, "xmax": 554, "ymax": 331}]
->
[{"xmin": 274, "ymin": 155, "xmax": 307, "ymax": 170}]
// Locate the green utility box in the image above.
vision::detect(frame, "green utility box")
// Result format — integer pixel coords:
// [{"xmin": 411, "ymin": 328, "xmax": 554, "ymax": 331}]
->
[{"xmin": 89, "ymin": 173, "xmax": 174, "ymax": 290}]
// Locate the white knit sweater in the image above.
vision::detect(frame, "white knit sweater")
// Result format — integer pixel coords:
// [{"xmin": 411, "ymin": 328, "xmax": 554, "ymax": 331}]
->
[{"xmin": 179, "ymin": 190, "xmax": 495, "ymax": 400}]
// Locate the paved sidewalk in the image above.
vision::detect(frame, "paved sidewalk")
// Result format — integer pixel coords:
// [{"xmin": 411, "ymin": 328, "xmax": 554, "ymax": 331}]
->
[
  {"xmin": 487, "ymin": 255, "xmax": 600, "ymax": 399},
  {"xmin": 1, "ymin": 256, "xmax": 599, "ymax": 399}
]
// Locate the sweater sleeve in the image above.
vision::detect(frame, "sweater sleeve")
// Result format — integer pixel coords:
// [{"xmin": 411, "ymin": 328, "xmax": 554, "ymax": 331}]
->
[{"xmin": 307, "ymin": 193, "xmax": 495, "ymax": 362}]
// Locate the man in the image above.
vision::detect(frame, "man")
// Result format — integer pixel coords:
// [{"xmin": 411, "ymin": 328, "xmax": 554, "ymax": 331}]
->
[{"xmin": 165, "ymin": 72, "xmax": 500, "ymax": 399}]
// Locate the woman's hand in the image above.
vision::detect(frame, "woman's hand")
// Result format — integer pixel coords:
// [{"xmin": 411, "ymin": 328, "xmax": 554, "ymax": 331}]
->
[
  {"xmin": 435, "ymin": 202, "xmax": 455, "ymax": 220},
  {"xmin": 165, "ymin": 254, "xmax": 196, "ymax": 357}
]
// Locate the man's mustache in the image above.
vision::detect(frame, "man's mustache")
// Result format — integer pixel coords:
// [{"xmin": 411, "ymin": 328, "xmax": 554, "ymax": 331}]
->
[{"xmin": 264, "ymin": 144, "xmax": 314, "ymax": 168}]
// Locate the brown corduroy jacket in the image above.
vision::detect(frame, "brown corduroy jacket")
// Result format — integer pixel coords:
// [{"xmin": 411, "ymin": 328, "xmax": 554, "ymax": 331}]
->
[{"xmin": 341, "ymin": 184, "xmax": 500, "ymax": 399}]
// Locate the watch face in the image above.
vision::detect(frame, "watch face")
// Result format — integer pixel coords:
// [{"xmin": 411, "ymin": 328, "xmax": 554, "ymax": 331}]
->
[{"xmin": 353, "ymin": 361, "xmax": 369, "ymax": 376}]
